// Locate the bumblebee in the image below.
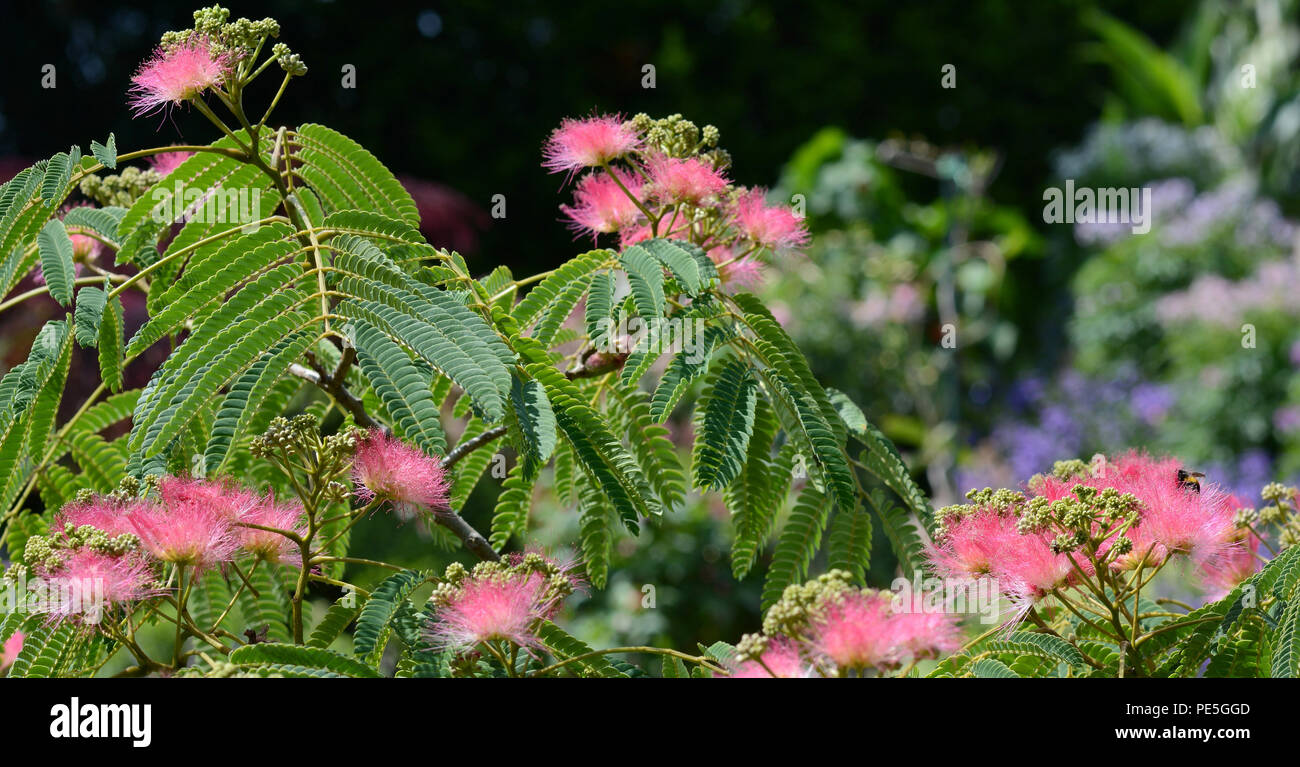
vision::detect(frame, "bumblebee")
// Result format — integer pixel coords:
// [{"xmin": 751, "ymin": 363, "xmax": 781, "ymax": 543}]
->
[{"xmin": 1176, "ymin": 469, "xmax": 1205, "ymax": 493}]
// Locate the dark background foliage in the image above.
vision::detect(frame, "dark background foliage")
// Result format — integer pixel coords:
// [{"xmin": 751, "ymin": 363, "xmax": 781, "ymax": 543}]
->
[{"xmin": 3, "ymin": 0, "xmax": 1186, "ymax": 273}]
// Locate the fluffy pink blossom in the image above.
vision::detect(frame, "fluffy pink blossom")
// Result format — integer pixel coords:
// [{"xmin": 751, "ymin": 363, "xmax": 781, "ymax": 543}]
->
[
  {"xmin": 929, "ymin": 507, "xmax": 1073, "ymax": 618},
  {"xmin": 542, "ymin": 114, "xmax": 640, "ymax": 177},
  {"xmin": 128, "ymin": 499, "xmax": 237, "ymax": 572},
  {"xmin": 159, "ymin": 476, "xmax": 259, "ymax": 521},
  {"xmin": 128, "ymin": 36, "xmax": 231, "ymax": 117},
  {"xmin": 1088, "ymin": 453, "xmax": 1236, "ymax": 567},
  {"xmin": 53, "ymin": 497, "xmax": 140, "ymax": 538},
  {"xmin": 352, "ymin": 430, "xmax": 451, "ymax": 520},
  {"xmin": 148, "ymin": 150, "xmax": 195, "ymax": 176},
  {"xmin": 619, "ymin": 223, "xmax": 654, "ymax": 248},
  {"xmin": 561, "ymin": 170, "xmax": 644, "ymax": 238},
  {"xmin": 0, "ymin": 632, "xmax": 23, "ymax": 671},
  {"xmin": 237, "ymin": 495, "xmax": 307, "ymax": 564},
  {"xmin": 732, "ymin": 189, "xmax": 810, "ymax": 253},
  {"xmin": 708, "ymin": 247, "xmax": 765, "ymax": 291},
  {"xmin": 427, "ymin": 571, "xmax": 556, "ymax": 651},
  {"xmin": 728, "ymin": 638, "xmax": 812, "ymax": 678},
  {"xmin": 808, "ymin": 590, "xmax": 901, "ymax": 670},
  {"xmin": 34, "ymin": 549, "xmax": 159, "ymax": 623},
  {"xmin": 645, "ymin": 155, "xmax": 729, "ymax": 204},
  {"xmin": 888, "ymin": 607, "xmax": 965, "ymax": 660},
  {"xmin": 1200, "ymin": 530, "xmax": 1260, "ymax": 598}
]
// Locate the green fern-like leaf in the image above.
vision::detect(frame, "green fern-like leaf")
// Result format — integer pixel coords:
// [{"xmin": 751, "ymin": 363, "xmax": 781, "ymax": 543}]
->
[
  {"xmin": 37, "ymin": 219, "xmax": 77, "ymax": 306},
  {"xmin": 761, "ymin": 484, "xmax": 831, "ymax": 611},
  {"xmin": 691, "ymin": 357, "xmax": 759, "ymax": 492}
]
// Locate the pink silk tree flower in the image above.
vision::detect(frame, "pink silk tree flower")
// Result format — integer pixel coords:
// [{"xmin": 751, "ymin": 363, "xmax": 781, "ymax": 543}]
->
[
  {"xmin": 728, "ymin": 638, "xmax": 813, "ymax": 678},
  {"xmin": 237, "ymin": 495, "xmax": 307, "ymax": 564},
  {"xmin": 1087, "ymin": 453, "xmax": 1236, "ymax": 567},
  {"xmin": 645, "ymin": 155, "xmax": 729, "ymax": 205},
  {"xmin": 732, "ymin": 188, "xmax": 810, "ymax": 254},
  {"xmin": 427, "ymin": 570, "xmax": 554, "ymax": 652},
  {"xmin": 619, "ymin": 222, "xmax": 654, "ymax": 248},
  {"xmin": 0, "ymin": 632, "xmax": 24, "ymax": 671},
  {"xmin": 560, "ymin": 170, "xmax": 644, "ymax": 238},
  {"xmin": 34, "ymin": 549, "xmax": 159, "ymax": 624},
  {"xmin": 807, "ymin": 589, "xmax": 902, "ymax": 671},
  {"xmin": 1200, "ymin": 529, "xmax": 1261, "ymax": 598},
  {"xmin": 351, "ymin": 429, "xmax": 450, "ymax": 520},
  {"xmin": 128, "ymin": 500, "xmax": 238, "ymax": 573},
  {"xmin": 542, "ymin": 114, "xmax": 641, "ymax": 177},
  {"xmin": 158, "ymin": 476, "xmax": 259, "ymax": 521},
  {"xmin": 148, "ymin": 150, "xmax": 195, "ymax": 176},
  {"xmin": 53, "ymin": 497, "xmax": 141, "ymax": 539},
  {"xmin": 887, "ymin": 607, "xmax": 964, "ymax": 661},
  {"xmin": 128, "ymin": 36, "xmax": 231, "ymax": 117},
  {"xmin": 708, "ymin": 247, "xmax": 765, "ymax": 291}
]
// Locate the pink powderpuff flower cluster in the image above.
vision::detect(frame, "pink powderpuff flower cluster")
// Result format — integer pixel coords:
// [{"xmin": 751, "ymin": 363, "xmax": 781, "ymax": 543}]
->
[
  {"xmin": 1088, "ymin": 453, "xmax": 1237, "ymax": 568},
  {"xmin": 930, "ymin": 452, "xmax": 1253, "ymax": 624},
  {"xmin": 34, "ymin": 548, "xmax": 161, "ymax": 624},
  {"xmin": 56, "ymin": 477, "xmax": 305, "ymax": 570},
  {"xmin": 426, "ymin": 554, "xmax": 581, "ymax": 652},
  {"xmin": 728, "ymin": 638, "xmax": 812, "ymax": 678},
  {"xmin": 542, "ymin": 113, "xmax": 809, "ymax": 292},
  {"xmin": 0, "ymin": 632, "xmax": 23, "ymax": 671},
  {"xmin": 129, "ymin": 495, "xmax": 239, "ymax": 572},
  {"xmin": 644, "ymin": 155, "xmax": 729, "ymax": 204},
  {"xmin": 730, "ymin": 572, "xmax": 963, "ymax": 677},
  {"xmin": 731, "ymin": 188, "xmax": 811, "ymax": 253},
  {"xmin": 560, "ymin": 169, "xmax": 644, "ymax": 237},
  {"xmin": 807, "ymin": 590, "xmax": 963, "ymax": 672},
  {"xmin": 128, "ymin": 36, "xmax": 232, "ymax": 117},
  {"xmin": 542, "ymin": 114, "xmax": 642, "ymax": 176},
  {"xmin": 352, "ymin": 429, "xmax": 451, "ymax": 520},
  {"xmin": 147, "ymin": 150, "xmax": 195, "ymax": 177},
  {"xmin": 237, "ymin": 496, "xmax": 308, "ymax": 564}
]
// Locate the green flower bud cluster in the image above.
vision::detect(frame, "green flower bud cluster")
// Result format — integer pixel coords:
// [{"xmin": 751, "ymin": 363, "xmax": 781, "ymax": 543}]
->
[
  {"xmin": 163, "ymin": 6, "xmax": 280, "ymax": 56},
  {"xmin": 1051, "ymin": 459, "xmax": 1090, "ymax": 481},
  {"xmin": 273, "ymin": 43, "xmax": 308, "ymax": 77},
  {"xmin": 732, "ymin": 632, "xmax": 769, "ymax": 665},
  {"xmin": 934, "ymin": 487, "xmax": 1025, "ymax": 540},
  {"xmin": 23, "ymin": 523, "xmax": 141, "ymax": 573},
  {"xmin": 79, "ymin": 166, "xmax": 164, "ymax": 207},
  {"xmin": 760, "ymin": 569, "xmax": 855, "ymax": 638},
  {"xmin": 628, "ymin": 113, "xmax": 728, "ymax": 167},
  {"xmin": 106, "ymin": 473, "xmax": 159, "ymax": 504},
  {"xmin": 1251, "ymin": 482, "xmax": 1299, "ymax": 550}
]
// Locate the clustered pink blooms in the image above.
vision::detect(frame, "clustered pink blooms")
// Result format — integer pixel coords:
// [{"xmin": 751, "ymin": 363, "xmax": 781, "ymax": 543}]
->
[
  {"xmin": 33, "ymin": 549, "xmax": 161, "ymax": 623},
  {"xmin": 728, "ymin": 638, "xmax": 812, "ymax": 678},
  {"xmin": 542, "ymin": 114, "xmax": 642, "ymax": 176},
  {"xmin": 235, "ymin": 496, "xmax": 307, "ymax": 564},
  {"xmin": 30, "ymin": 475, "xmax": 316, "ymax": 625},
  {"xmin": 731, "ymin": 188, "xmax": 811, "ymax": 253},
  {"xmin": 807, "ymin": 591, "xmax": 963, "ymax": 672},
  {"xmin": 128, "ymin": 494, "xmax": 240, "ymax": 572},
  {"xmin": 147, "ymin": 150, "xmax": 195, "ymax": 176},
  {"xmin": 427, "ymin": 554, "xmax": 581, "ymax": 652},
  {"xmin": 351, "ymin": 429, "xmax": 451, "ymax": 520},
  {"xmin": 644, "ymin": 155, "xmax": 729, "ymax": 204},
  {"xmin": 929, "ymin": 452, "xmax": 1256, "ymax": 626},
  {"xmin": 543, "ymin": 113, "xmax": 810, "ymax": 292},
  {"xmin": 728, "ymin": 572, "xmax": 963, "ymax": 678},
  {"xmin": 560, "ymin": 170, "xmax": 644, "ymax": 236},
  {"xmin": 128, "ymin": 36, "xmax": 232, "ymax": 117},
  {"xmin": 0, "ymin": 632, "xmax": 25, "ymax": 671}
]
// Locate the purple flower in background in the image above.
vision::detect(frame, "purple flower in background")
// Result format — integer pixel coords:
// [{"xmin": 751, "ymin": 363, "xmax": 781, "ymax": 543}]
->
[
  {"xmin": 1274, "ymin": 406, "xmax": 1300, "ymax": 435},
  {"xmin": 1131, "ymin": 383, "xmax": 1174, "ymax": 425}
]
